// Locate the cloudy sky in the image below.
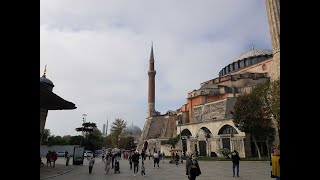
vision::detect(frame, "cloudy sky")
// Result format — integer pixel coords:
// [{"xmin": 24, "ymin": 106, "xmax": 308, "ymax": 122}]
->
[{"xmin": 40, "ymin": 0, "xmax": 272, "ymax": 136}]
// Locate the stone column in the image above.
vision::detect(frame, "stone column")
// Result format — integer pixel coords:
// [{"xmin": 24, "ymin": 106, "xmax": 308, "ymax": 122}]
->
[
  {"xmin": 266, "ymin": 0, "xmax": 280, "ymax": 81},
  {"xmin": 40, "ymin": 109, "xmax": 48, "ymax": 145}
]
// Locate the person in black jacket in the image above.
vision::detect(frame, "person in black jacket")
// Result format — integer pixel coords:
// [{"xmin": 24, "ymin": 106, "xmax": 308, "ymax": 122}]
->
[
  {"xmin": 231, "ymin": 150, "xmax": 240, "ymax": 177},
  {"xmin": 132, "ymin": 151, "xmax": 140, "ymax": 176},
  {"xmin": 186, "ymin": 153, "xmax": 201, "ymax": 180}
]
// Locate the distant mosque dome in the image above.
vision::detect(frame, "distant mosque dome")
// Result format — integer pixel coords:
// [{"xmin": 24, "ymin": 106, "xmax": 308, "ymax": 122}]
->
[
  {"xmin": 219, "ymin": 46, "xmax": 273, "ymax": 77},
  {"xmin": 122, "ymin": 124, "xmax": 142, "ymax": 138},
  {"xmin": 122, "ymin": 125, "xmax": 142, "ymax": 136}
]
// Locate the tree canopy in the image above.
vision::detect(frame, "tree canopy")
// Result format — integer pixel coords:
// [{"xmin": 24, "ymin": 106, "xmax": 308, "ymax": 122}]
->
[
  {"xmin": 110, "ymin": 118, "xmax": 127, "ymax": 147},
  {"xmin": 232, "ymin": 82, "xmax": 275, "ymax": 159}
]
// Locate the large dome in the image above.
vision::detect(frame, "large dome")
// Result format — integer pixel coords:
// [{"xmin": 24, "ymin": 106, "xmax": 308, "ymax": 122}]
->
[
  {"xmin": 232, "ymin": 49, "xmax": 272, "ymax": 62},
  {"xmin": 122, "ymin": 125, "xmax": 142, "ymax": 135},
  {"xmin": 219, "ymin": 47, "xmax": 273, "ymax": 77}
]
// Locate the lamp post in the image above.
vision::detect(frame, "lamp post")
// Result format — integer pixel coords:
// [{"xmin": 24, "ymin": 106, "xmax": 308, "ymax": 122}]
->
[
  {"xmin": 156, "ymin": 138, "xmax": 159, "ymax": 152},
  {"xmin": 177, "ymin": 116, "xmax": 183, "ymax": 163},
  {"xmin": 80, "ymin": 114, "xmax": 87, "ymax": 147}
]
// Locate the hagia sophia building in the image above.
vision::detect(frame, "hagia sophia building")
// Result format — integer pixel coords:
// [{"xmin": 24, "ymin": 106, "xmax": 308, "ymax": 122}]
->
[{"xmin": 136, "ymin": 0, "xmax": 280, "ymax": 158}]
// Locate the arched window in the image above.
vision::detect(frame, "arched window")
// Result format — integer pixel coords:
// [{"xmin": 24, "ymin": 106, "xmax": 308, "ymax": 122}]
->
[
  {"xmin": 218, "ymin": 125, "xmax": 238, "ymax": 135},
  {"xmin": 262, "ymin": 64, "xmax": 267, "ymax": 71},
  {"xmin": 234, "ymin": 62, "xmax": 238, "ymax": 70}
]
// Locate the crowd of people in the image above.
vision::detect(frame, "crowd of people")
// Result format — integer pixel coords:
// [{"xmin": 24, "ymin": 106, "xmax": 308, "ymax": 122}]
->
[
  {"xmin": 41, "ymin": 147, "xmax": 280, "ymax": 180},
  {"xmin": 45, "ymin": 150, "xmax": 58, "ymax": 167}
]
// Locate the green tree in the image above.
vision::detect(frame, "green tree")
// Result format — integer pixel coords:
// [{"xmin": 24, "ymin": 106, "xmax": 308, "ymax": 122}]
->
[
  {"xmin": 255, "ymin": 126, "xmax": 275, "ymax": 159},
  {"xmin": 110, "ymin": 118, "xmax": 127, "ymax": 147},
  {"xmin": 266, "ymin": 79, "xmax": 280, "ymax": 141},
  {"xmin": 75, "ymin": 122, "xmax": 97, "ymax": 135},
  {"xmin": 47, "ymin": 135, "xmax": 64, "ymax": 145},
  {"xmin": 85, "ymin": 130, "xmax": 104, "ymax": 151},
  {"xmin": 118, "ymin": 136, "xmax": 134, "ymax": 149},
  {"xmin": 165, "ymin": 134, "xmax": 180, "ymax": 148},
  {"xmin": 75, "ymin": 122, "xmax": 97, "ymax": 147},
  {"xmin": 232, "ymin": 85, "xmax": 273, "ymax": 159},
  {"xmin": 252, "ymin": 80, "xmax": 280, "ymax": 144},
  {"xmin": 69, "ymin": 135, "xmax": 82, "ymax": 145},
  {"xmin": 42, "ymin": 129, "xmax": 51, "ymax": 145},
  {"xmin": 104, "ymin": 134, "xmax": 113, "ymax": 148}
]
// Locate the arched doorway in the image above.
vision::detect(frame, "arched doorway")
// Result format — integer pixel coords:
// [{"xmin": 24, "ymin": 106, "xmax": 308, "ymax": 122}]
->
[
  {"xmin": 181, "ymin": 129, "xmax": 192, "ymax": 156},
  {"xmin": 197, "ymin": 127, "xmax": 213, "ymax": 157},
  {"xmin": 199, "ymin": 141, "xmax": 207, "ymax": 156},
  {"xmin": 218, "ymin": 125, "xmax": 238, "ymax": 150}
]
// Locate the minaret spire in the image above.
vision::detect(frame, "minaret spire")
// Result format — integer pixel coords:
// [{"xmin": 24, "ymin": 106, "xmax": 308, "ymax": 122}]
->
[
  {"xmin": 147, "ymin": 42, "xmax": 156, "ymax": 117},
  {"xmin": 150, "ymin": 42, "xmax": 154, "ymax": 62},
  {"xmin": 43, "ymin": 65, "xmax": 47, "ymax": 77}
]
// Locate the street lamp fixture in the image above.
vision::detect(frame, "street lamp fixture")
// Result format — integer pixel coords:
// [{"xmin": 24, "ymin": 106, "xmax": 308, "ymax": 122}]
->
[
  {"xmin": 176, "ymin": 115, "xmax": 183, "ymax": 163},
  {"xmin": 80, "ymin": 114, "xmax": 87, "ymax": 147}
]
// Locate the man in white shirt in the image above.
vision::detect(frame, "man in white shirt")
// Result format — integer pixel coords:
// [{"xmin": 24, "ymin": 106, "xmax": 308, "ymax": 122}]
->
[{"xmin": 153, "ymin": 151, "xmax": 160, "ymax": 168}]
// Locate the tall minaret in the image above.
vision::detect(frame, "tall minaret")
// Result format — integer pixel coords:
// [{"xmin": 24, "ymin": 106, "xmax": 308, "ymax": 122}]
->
[
  {"xmin": 266, "ymin": 0, "xmax": 280, "ymax": 147},
  {"xmin": 147, "ymin": 43, "xmax": 157, "ymax": 117},
  {"xmin": 266, "ymin": 0, "xmax": 280, "ymax": 81}
]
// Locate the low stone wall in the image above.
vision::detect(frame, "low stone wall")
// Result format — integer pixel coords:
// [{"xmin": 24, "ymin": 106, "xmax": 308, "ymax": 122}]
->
[{"xmin": 40, "ymin": 145, "xmax": 79, "ymax": 156}]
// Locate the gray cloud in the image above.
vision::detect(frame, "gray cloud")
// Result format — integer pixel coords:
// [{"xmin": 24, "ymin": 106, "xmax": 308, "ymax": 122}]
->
[{"xmin": 41, "ymin": 0, "xmax": 272, "ymax": 136}]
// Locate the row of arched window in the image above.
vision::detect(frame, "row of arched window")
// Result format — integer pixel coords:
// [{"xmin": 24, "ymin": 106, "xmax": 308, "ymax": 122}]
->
[{"xmin": 219, "ymin": 56, "xmax": 270, "ymax": 76}]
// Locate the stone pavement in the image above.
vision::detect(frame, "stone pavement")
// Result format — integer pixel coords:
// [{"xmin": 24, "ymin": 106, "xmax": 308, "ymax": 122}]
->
[
  {"xmin": 41, "ymin": 156, "xmax": 272, "ymax": 180},
  {"xmin": 40, "ymin": 157, "xmax": 75, "ymax": 179}
]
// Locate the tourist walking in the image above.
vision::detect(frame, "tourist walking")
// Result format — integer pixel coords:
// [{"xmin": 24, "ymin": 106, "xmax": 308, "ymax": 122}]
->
[
  {"xmin": 186, "ymin": 153, "xmax": 201, "ymax": 180},
  {"xmin": 40, "ymin": 156, "xmax": 44, "ymax": 167},
  {"xmin": 175, "ymin": 152, "xmax": 180, "ymax": 165},
  {"xmin": 102, "ymin": 153, "xmax": 105, "ymax": 163},
  {"xmin": 153, "ymin": 151, "xmax": 160, "ymax": 168},
  {"xmin": 51, "ymin": 151, "xmax": 58, "ymax": 167},
  {"xmin": 88, "ymin": 155, "xmax": 95, "ymax": 174},
  {"xmin": 128, "ymin": 151, "xmax": 133, "ymax": 170},
  {"xmin": 231, "ymin": 150, "xmax": 240, "ymax": 177},
  {"xmin": 141, "ymin": 161, "xmax": 146, "ymax": 176},
  {"xmin": 65, "ymin": 153, "xmax": 70, "ymax": 166},
  {"xmin": 46, "ymin": 151, "xmax": 51, "ymax": 167},
  {"xmin": 162, "ymin": 151, "xmax": 165, "ymax": 163},
  {"xmin": 111, "ymin": 153, "xmax": 115, "ymax": 169},
  {"xmin": 105, "ymin": 153, "xmax": 112, "ymax": 174},
  {"xmin": 132, "ymin": 151, "xmax": 140, "ymax": 176},
  {"xmin": 271, "ymin": 148, "xmax": 280, "ymax": 180},
  {"xmin": 141, "ymin": 150, "xmax": 146, "ymax": 163}
]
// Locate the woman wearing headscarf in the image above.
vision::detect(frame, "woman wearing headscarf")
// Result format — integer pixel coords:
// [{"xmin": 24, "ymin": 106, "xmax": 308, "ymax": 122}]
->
[
  {"xmin": 186, "ymin": 153, "xmax": 201, "ymax": 180},
  {"xmin": 271, "ymin": 148, "xmax": 280, "ymax": 180}
]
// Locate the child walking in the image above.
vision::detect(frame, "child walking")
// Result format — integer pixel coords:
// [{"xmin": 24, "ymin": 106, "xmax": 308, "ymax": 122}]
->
[{"xmin": 141, "ymin": 161, "xmax": 146, "ymax": 176}]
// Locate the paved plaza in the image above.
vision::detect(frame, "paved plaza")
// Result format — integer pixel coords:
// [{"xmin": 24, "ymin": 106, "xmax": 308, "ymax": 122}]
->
[{"xmin": 41, "ymin": 157, "xmax": 271, "ymax": 180}]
